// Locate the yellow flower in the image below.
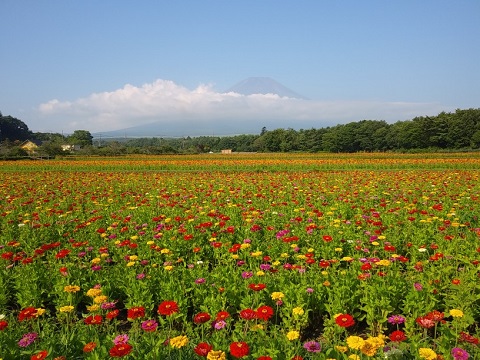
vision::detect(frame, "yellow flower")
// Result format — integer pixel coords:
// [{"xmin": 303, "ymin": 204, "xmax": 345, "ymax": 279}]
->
[
  {"xmin": 240, "ymin": 243, "xmax": 250, "ymax": 249},
  {"xmin": 271, "ymin": 292, "xmax": 285, "ymax": 301},
  {"xmin": 286, "ymin": 330, "xmax": 300, "ymax": 341},
  {"xmin": 147, "ymin": 240, "xmax": 155, "ymax": 245},
  {"xmin": 272, "ymin": 260, "xmax": 281, "ymax": 266},
  {"xmin": 419, "ymin": 348, "xmax": 437, "ymax": 360},
  {"xmin": 35, "ymin": 308, "xmax": 45, "ymax": 317},
  {"xmin": 207, "ymin": 350, "xmax": 226, "ymax": 360},
  {"xmin": 251, "ymin": 324, "xmax": 265, "ymax": 331},
  {"xmin": 164, "ymin": 265, "xmax": 174, "ymax": 271},
  {"xmin": 94, "ymin": 295, "xmax": 108, "ymax": 304},
  {"xmin": 91, "ymin": 257, "xmax": 101, "ymax": 264},
  {"xmin": 100, "ymin": 253, "xmax": 109, "ymax": 258},
  {"xmin": 292, "ymin": 307, "xmax": 304, "ymax": 316},
  {"xmin": 86, "ymin": 288, "xmax": 102, "ymax": 297},
  {"xmin": 376, "ymin": 259, "xmax": 391, "ymax": 267},
  {"xmin": 346, "ymin": 336, "xmax": 365, "ymax": 350},
  {"xmin": 256, "ymin": 270, "xmax": 265, "ymax": 276},
  {"xmin": 64, "ymin": 285, "xmax": 80, "ymax": 293},
  {"xmin": 161, "ymin": 248, "xmax": 171, "ymax": 254},
  {"xmin": 126, "ymin": 261, "xmax": 135, "ymax": 267},
  {"xmin": 87, "ymin": 305, "xmax": 99, "ymax": 312},
  {"xmin": 348, "ymin": 355, "xmax": 360, "ymax": 360},
  {"xmin": 335, "ymin": 346, "xmax": 348, "ymax": 353},
  {"xmin": 231, "ymin": 254, "xmax": 239, "ymax": 259},
  {"xmin": 323, "ymin": 281, "xmax": 331, "ymax": 286},
  {"xmin": 251, "ymin": 251, "xmax": 263, "ymax": 257},
  {"xmin": 169, "ymin": 335, "xmax": 188, "ymax": 348},
  {"xmin": 59, "ymin": 305, "xmax": 74, "ymax": 313},
  {"xmin": 450, "ymin": 309, "xmax": 464, "ymax": 318},
  {"xmin": 360, "ymin": 338, "xmax": 380, "ymax": 357}
]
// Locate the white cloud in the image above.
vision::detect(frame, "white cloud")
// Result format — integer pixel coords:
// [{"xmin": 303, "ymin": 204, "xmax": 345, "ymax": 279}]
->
[{"xmin": 37, "ymin": 78, "xmax": 448, "ymax": 134}]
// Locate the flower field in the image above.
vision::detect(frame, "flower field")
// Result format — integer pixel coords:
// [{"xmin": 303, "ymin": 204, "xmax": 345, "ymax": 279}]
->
[{"xmin": 1, "ymin": 153, "xmax": 479, "ymax": 359}]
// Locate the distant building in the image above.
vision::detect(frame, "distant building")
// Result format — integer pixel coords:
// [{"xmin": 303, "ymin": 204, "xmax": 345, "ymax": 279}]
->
[
  {"xmin": 221, "ymin": 149, "xmax": 232, "ymax": 154},
  {"xmin": 20, "ymin": 140, "xmax": 42, "ymax": 155}
]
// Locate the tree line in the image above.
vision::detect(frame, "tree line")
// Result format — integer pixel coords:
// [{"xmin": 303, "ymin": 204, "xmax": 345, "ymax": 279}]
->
[{"xmin": 1, "ymin": 108, "xmax": 480, "ymax": 157}]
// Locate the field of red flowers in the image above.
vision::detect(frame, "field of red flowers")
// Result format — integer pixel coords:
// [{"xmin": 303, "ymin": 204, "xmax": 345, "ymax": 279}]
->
[{"xmin": 1, "ymin": 153, "xmax": 479, "ymax": 359}]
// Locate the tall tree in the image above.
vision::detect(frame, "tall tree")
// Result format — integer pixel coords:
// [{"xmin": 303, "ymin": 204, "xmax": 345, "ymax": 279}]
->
[
  {"xmin": 0, "ymin": 114, "xmax": 32, "ymax": 141},
  {"xmin": 67, "ymin": 130, "xmax": 93, "ymax": 146}
]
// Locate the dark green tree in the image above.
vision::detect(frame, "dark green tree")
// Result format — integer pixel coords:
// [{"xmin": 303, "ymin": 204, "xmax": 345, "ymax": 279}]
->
[
  {"xmin": 0, "ymin": 114, "xmax": 33, "ymax": 141},
  {"xmin": 67, "ymin": 130, "xmax": 93, "ymax": 147}
]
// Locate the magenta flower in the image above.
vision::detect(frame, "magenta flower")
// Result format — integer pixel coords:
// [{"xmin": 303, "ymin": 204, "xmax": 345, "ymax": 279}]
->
[
  {"xmin": 452, "ymin": 347, "xmax": 469, "ymax": 360},
  {"xmin": 303, "ymin": 341, "xmax": 321, "ymax": 353},
  {"xmin": 18, "ymin": 332, "xmax": 38, "ymax": 347},
  {"xmin": 387, "ymin": 315, "xmax": 406, "ymax": 325},
  {"xmin": 141, "ymin": 319, "xmax": 158, "ymax": 332}
]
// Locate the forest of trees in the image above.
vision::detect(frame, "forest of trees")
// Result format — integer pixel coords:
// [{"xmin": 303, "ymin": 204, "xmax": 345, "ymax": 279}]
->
[{"xmin": 1, "ymin": 108, "xmax": 480, "ymax": 158}]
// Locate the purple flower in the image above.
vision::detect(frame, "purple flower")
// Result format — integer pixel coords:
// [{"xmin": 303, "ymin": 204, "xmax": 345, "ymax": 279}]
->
[
  {"xmin": 306, "ymin": 287, "xmax": 314, "ymax": 293},
  {"xmin": 414, "ymin": 282, "xmax": 423, "ymax": 291},
  {"xmin": 141, "ymin": 319, "xmax": 158, "ymax": 332},
  {"xmin": 303, "ymin": 341, "xmax": 321, "ymax": 353},
  {"xmin": 259, "ymin": 264, "xmax": 271, "ymax": 271},
  {"xmin": 91, "ymin": 265, "xmax": 102, "ymax": 271},
  {"xmin": 195, "ymin": 278, "xmax": 206, "ymax": 284},
  {"xmin": 101, "ymin": 301, "xmax": 117, "ymax": 310},
  {"xmin": 18, "ymin": 332, "xmax": 38, "ymax": 347},
  {"xmin": 387, "ymin": 315, "xmax": 406, "ymax": 325},
  {"xmin": 452, "ymin": 347, "xmax": 469, "ymax": 360},
  {"xmin": 136, "ymin": 273, "xmax": 146, "ymax": 280}
]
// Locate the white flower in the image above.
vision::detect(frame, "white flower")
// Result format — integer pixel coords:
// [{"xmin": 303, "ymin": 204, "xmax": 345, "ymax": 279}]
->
[{"xmin": 418, "ymin": 248, "xmax": 427, "ymax": 252}]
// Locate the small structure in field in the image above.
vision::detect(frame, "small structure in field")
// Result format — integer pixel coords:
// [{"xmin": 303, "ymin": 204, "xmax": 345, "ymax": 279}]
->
[
  {"xmin": 221, "ymin": 149, "xmax": 232, "ymax": 154},
  {"xmin": 20, "ymin": 140, "xmax": 42, "ymax": 155}
]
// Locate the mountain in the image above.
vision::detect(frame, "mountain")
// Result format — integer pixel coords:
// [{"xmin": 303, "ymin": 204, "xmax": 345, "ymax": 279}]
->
[{"xmin": 225, "ymin": 77, "xmax": 308, "ymax": 99}]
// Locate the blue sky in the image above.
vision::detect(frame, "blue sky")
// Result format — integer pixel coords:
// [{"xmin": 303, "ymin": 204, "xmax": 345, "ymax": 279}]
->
[{"xmin": 1, "ymin": 0, "xmax": 479, "ymax": 135}]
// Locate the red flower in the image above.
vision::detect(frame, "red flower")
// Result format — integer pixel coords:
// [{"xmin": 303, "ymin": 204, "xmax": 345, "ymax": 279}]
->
[
  {"xmin": 18, "ymin": 307, "xmax": 37, "ymax": 321},
  {"xmin": 291, "ymin": 357, "xmax": 304, "ymax": 360},
  {"xmin": 256, "ymin": 305, "xmax": 274, "ymax": 321},
  {"xmin": 416, "ymin": 315, "xmax": 435, "ymax": 329},
  {"xmin": 248, "ymin": 283, "xmax": 266, "ymax": 291},
  {"xmin": 84, "ymin": 315, "xmax": 103, "ymax": 325},
  {"xmin": 452, "ymin": 278, "xmax": 461, "ymax": 285},
  {"xmin": 258, "ymin": 357, "xmax": 273, "ymax": 360},
  {"xmin": 158, "ymin": 300, "xmax": 179, "ymax": 316},
  {"xmin": 194, "ymin": 342, "xmax": 213, "ymax": 356},
  {"xmin": 459, "ymin": 331, "xmax": 480, "ymax": 345},
  {"xmin": 318, "ymin": 260, "xmax": 330, "ymax": 268},
  {"xmin": 239, "ymin": 308, "xmax": 256, "ymax": 320},
  {"xmin": 427, "ymin": 310, "xmax": 444, "ymax": 322},
  {"xmin": 83, "ymin": 342, "xmax": 97, "ymax": 352},
  {"xmin": 335, "ymin": 313, "xmax": 355, "ymax": 328},
  {"xmin": 194, "ymin": 312, "xmax": 211, "ymax": 324},
  {"xmin": 106, "ymin": 309, "xmax": 120, "ymax": 320},
  {"xmin": 55, "ymin": 249, "xmax": 71, "ymax": 259},
  {"xmin": 109, "ymin": 343, "xmax": 133, "ymax": 357},
  {"xmin": 31, "ymin": 350, "xmax": 48, "ymax": 360},
  {"xmin": 0, "ymin": 320, "xmax": 8, "ymax": 330},
  {"xmin": 230, "ymin": 341, "xmax": 250, "ymax": 358},
  {"xmin": 322, "ymin": 235, "xmax": 333, "ymax": 242},
  {"xmin": 216, "ymin": 310, "xmax": 230, "ymax": 321},
  {"xmin": 389, "ymin": 330, "xmax": 407, "ymax": 342},
  {"xmin": 127, "ymin": 306, "xmax": 145, "ymax": 320}
]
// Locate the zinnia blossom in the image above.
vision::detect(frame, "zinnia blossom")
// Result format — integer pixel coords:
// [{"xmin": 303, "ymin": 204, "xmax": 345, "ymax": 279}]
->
[
  {"xmin": 389, "ymin": 330, "xmax": 407, "ymax": 342},
  {"xmin": 109, "ymin": 343, "xmax": 133, "ymax": 357},
  {"xmin": 207, "ymin": 350, "xmax": 226, "ymax": 360},
  {"xmin": 271, "ymin": 292, "xmax": 285, "ymax": 301},
  {"xmin": 141, "ymin": 319, "xmax": 158, "ymax": 332},
  {"xmin": 170, "ymin": 335, "xmax": 189, "ymax": 348},
  {"xmin": 127, "ymin": 306, "xmax": 145, "ymax": 320},
  {"xmin": 30, "ymin": 350, "xmax": 48, "ymax": 360},
  {"xmin": 83, "ymin": 342, "xmax": 97, "ymax": 352},
  {"xmin": 335, "ymin": 313, "xmax": 355, "ymax": 327},
  {"xmin": 113, "ymin": 334, "xmax": 129, "ymax": 345},
  {"xmin": 257, "ymin": 357, "xmax": 273, "ymax": 360},
  {"xmin": 0, "ymin": 320, "xmax": 8, "ymax": 331},
  {"xmin": 346, "ymin": 336, "xmax": 365, "ymax": 350},
  {"xmin": 18, "ymin": 332, "xmax": 38, "ymax": 347},
  {"xmin": 18, "ymin": 307, "xmax": 37, "ymax": 321},
  {"xmin": 158, "ymin": 300, "xmax": 179, "ymax": 316},
  {"xmin": 239, "ymin": 308, "xmax": 256, "ymax": 320},
  {"xmin": 286, "ymin": 330, "xmax": 300, "ymax": 341},
  {"xmin": 419, "ymin": 348, "xmax": 437, "ymax": 360},
  {"xmin": 84, "ymin": 315, "xmax": 102, "ymax": 325},
  {"xmin": 230, "ymin": 341, "xmax": 250, "ymax": 358},
  {"xmin": 248, "ymin": 283, "xmax": 266, "ymax": 291},
  {"xmin": 256, "ymin": 305, "xmax": 274, "ymax": 321},
  {"xmin": 387, "ymin": 314, "xmax": 405, "ymax": 324},
  {"xmin": 194, "ymin": 312, "xmax": 211, "ymax": 324},
  {"xmin": 451, "ymin": 347, "xmax": 470, "ymax": 360},
  {"xmin": 450, "ymin": 309, "xmax": 464, "ymax": 318},
  {"xmin": 303, "ymin": 340, "xmax": 321, "ymax": 352},
  {"xmin": 216, "ymin": 310, "xmax": 230, "ymax": 321},
  {"xmin": 194, "ymin": 342, "xmax": 213, "ymax": 356}
]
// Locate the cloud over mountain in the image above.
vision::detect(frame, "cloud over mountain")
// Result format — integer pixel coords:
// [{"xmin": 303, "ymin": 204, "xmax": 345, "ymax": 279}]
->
[{"xmin": 37, "ymin": 78, "xmax": 447, "ymax": 135}]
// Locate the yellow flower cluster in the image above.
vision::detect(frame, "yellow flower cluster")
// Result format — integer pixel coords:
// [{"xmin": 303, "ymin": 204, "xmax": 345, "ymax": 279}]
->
[
  {"xmin": 271, "ymin": 292, "xmax": 285, "ymax": 301},
  {"xmin": 449, "ymin": 309, "xmax": 464, "ymax": 318},
  {"xmin": 59, "ymin": 305, "xmax": 74, "ymax": 313},
  {"xmin": 286, "ymin": 330, "xmax": 300, "ymax": 341},
  {"xmin": 169, "ymin": 335, "xmax": 188, "ymax": 349},
  {"xmin": 207, "ymin": 350, "xmax": 226, "ymax": 360},
  {"xmin": 64, "ymin": 285, "xmax": 81, "ymax": 293},
  {"xmin": 292, "ymin": 307, "xmax": 304, "ymax": 316},
  {"xmin": 346, "ymin": 335, "xmax": 385, "ymax": 357},
  {"xmin": 419, "ymin": 348, "xmax": 437, "ymax": 360}
]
